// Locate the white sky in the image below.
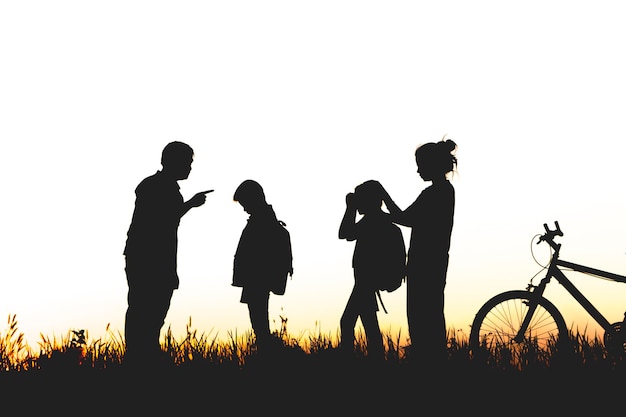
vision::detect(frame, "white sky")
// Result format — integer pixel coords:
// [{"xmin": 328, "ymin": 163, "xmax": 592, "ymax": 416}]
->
[{"xmin": 1, "ymin": 1, "xmax": 626, "ymax": 348}]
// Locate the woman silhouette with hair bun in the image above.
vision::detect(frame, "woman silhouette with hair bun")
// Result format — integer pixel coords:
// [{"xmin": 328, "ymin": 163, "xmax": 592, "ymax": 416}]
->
[{"xmin": 382, "ymin": 138, "xmax": 458, "ymax": 369}]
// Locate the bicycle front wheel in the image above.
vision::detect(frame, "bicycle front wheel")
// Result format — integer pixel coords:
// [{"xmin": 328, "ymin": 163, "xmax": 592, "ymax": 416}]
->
[{"xmin": 469, "ymin": 290, "xmax": 568, "ymax": 354}]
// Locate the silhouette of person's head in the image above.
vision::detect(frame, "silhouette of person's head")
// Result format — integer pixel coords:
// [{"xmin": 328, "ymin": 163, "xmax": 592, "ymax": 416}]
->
[
  {"xmin": 234, "ymin": 179, "xmax": 267, "ymax": 214},
  {"xmin": 353, "ymin": 180, "xmax": 384, "ymax": 215},
  {"xmin": 161, "ymin": 141, "xmax": 194, "ymax": 180},
  {"xmin": 415, "ymin": 139, "xmax": 457, "ymax": 181}
]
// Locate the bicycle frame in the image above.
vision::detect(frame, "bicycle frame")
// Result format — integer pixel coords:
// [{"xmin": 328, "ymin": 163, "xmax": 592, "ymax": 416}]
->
[{"xmin": 515, "ymin": 224, "xmax": 626, "ymax": 343}]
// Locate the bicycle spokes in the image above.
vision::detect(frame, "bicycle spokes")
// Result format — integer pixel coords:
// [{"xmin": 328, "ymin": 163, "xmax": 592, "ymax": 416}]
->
[{"xmin": 470, "ymin": 290, "xmax": 568, "ymax": 368}]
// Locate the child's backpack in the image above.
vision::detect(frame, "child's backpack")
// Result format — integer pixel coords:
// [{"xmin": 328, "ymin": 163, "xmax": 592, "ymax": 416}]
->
[
  {"xmin": 373, "ymin": 222, "xmax": 406, "ymax": 313},
  {"xmin": 268, "ymin": 219, "xmax": 293, "ymax": 295},
  {"xmin": 232, "ymin": 217, "xmax": 293, "ymax": 295}
]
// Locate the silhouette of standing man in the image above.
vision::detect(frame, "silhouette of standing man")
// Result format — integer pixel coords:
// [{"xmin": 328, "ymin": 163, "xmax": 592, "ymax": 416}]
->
[{"xmin": 123, "ymin": 141, "xmax": 212, "ymax": 369}]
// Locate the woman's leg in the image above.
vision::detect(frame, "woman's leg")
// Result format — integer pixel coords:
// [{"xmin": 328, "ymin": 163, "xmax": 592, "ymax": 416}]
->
[{"xmin": 407, "ymin": 270, "xmax": 447, "ymax": 365}]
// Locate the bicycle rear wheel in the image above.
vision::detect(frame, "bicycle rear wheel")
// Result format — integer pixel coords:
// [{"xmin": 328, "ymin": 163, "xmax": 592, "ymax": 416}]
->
[{"xmin": 469, "ymin": 290, "xmax": 569, "ymax": 355}]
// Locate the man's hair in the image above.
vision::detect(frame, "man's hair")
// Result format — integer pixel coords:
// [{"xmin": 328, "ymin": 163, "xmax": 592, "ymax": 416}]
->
[{"xmin": 161, "ymin": 141, "xmax": 194, "ymax": 167}]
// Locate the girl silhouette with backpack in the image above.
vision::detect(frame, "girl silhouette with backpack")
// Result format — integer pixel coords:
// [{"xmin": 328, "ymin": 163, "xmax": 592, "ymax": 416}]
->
[{"xmin": 339, "ymin": 180, "xmax": 406, "ymax": 361}]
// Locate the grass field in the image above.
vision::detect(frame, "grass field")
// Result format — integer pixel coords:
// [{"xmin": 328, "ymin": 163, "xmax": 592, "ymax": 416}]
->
[{"xmin": 1, "ymin": 314, "xmax": 624, "ymax": 414}]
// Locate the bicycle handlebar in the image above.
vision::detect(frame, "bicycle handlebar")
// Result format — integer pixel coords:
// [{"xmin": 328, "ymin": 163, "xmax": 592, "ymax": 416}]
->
[{"xmin": 537, "ymin": 221, "xmax": 563, "ymax": 246}]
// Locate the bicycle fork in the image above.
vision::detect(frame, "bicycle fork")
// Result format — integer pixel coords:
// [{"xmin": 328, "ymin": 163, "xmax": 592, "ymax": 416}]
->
[{"xmin": 513, "ymin": 275, "xmax": 551, "ymax": 344}]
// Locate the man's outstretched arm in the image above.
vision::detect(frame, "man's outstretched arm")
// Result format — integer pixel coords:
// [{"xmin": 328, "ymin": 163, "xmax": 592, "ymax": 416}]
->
[{"xmin": 182, "ymin": 189, "xmax": 213, "ymax": 216}]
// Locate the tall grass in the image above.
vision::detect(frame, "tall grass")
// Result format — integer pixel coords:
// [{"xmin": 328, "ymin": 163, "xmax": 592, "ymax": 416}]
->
[{"xmin": 0, "ymin": 314, "xmax": 623, "ymax": 374}]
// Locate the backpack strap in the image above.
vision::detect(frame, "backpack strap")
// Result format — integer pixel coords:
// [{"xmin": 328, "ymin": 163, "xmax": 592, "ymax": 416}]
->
[{"xmin": 376, "ymin": 290, "xmax": 389, "ymax": 314}]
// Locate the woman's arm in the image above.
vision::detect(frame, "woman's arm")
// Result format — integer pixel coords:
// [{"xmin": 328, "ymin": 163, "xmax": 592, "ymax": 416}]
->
[{"xmin": 381, "ymin": 186, "xmax": 412, "ymax": 227}]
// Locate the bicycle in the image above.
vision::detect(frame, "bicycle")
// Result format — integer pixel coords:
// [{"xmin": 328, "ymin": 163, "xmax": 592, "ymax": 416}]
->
[{"xmin": 469, "ymin": 221, "xmax": 626, "ymax": 357}]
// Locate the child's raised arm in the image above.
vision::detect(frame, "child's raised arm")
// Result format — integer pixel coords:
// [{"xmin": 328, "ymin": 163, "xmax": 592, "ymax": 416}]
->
[{"xmin": 338, "ymin": 192, "xmax": 358, "ymax": 241}]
